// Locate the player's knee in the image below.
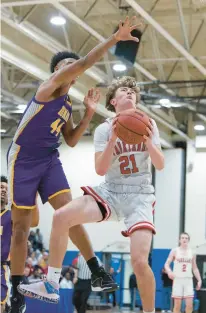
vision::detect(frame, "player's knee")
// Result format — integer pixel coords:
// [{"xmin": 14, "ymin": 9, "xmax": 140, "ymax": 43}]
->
[
  {"xmin": 174, "ymin": 301, "xmax": 181, "ymax": 310},
  {"xmin": 53, "ymin": 210, "xmax": 69, "ymax": 229},
  {"xmin": 132, "ymin": 256, "xmax": 148, "ymax": 276},
  {"xmin": 186, "ymin": 302, "xmax": 193, "ymax": 311},
  {"xmin": 12, "ymin": 224, "xmax": 28, "ymax": 245}
]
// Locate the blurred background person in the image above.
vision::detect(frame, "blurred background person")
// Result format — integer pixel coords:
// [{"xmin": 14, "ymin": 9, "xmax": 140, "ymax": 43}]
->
[{"xmin": 161, "ymin": 267, "xmax": 172, "ymax": 313}]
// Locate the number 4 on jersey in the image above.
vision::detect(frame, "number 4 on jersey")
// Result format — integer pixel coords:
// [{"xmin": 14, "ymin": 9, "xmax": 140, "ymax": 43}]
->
[{"xmin": 119, "ymin": 154, "xmax": 139, "ymax": 175}]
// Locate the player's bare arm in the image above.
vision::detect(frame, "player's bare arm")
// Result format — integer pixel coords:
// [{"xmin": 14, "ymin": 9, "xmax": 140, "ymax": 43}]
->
[
  {"xmin": 95, "ymin": 118, "xmax": 117, "ymax": 175},
  {"xmin": 165, "ymin": 249, "xmax": 176, "ymax": 280},
  {"xmin": 62, "ymin": 88, "xmax": 100, "ymax": 147},
  {"xmin": 36, "ymin": 16, "xmax": 141, "ymax": 101},
  {"xmin": 143, "ymin": 120, "xmax": 164, "ymax": 170},
  {"xmin": 192, "ymin": 255, "xmax": 202, "ymax": 290}
]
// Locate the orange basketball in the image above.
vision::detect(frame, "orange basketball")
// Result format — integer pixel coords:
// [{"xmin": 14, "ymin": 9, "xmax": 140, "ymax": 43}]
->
[{"xmin": 116, "ymin": 109, "xmax": 150, "ymax": 144}]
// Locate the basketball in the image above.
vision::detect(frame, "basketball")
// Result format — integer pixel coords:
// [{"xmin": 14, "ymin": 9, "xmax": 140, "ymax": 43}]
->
[{"xmin": 116, "ymin": 109, "xmax": 150, "ymax": 144}]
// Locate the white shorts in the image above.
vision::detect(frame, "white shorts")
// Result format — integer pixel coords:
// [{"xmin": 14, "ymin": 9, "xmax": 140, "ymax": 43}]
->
[
  {"xmin": 81, "ymin": 182, "xmax": 156, "ymax": 236},
  {"xmin": 172, "ymin": 278, "xmax": 194, "ymax": 299}
]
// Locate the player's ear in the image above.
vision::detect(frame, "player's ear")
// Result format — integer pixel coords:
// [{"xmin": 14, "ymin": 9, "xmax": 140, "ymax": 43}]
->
[{"xmin": 110, "ymin": 98, "xmax": 116, "ymax": 107}]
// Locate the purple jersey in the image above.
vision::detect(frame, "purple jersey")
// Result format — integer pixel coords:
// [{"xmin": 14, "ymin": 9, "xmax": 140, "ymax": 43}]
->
[
  {"xmin": 13, "ymin": 94, "xmax": 72, "ymax": 150},
  {"xmin": 0, "ymin": 209, "xmax": 12, "ymax": 262}
]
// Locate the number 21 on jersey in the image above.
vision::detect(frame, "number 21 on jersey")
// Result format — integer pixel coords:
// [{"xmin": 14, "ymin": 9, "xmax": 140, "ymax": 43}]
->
[{"xmin": 119, "ymin": 154, "xmax": 139, "ymax": 175}]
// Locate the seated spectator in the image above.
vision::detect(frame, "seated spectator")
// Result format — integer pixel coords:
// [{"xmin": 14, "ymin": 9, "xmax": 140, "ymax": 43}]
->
[
  {"xmin": 30, "ymin": 252, "xmax": 38, "ymax": 266},
  {"xmin": 29, "ymin": 266, "xmax": 43, "ymax": 283},
  {"xmin": 26, "ymin": 257, "xmax": 34, "ymax": 276},
  {"xmin": 60, "ymin": 271, "xmax": 73, "ymax": 289},
  {"xmin": 38, "ymin": 251, "xmax": 49, "ymax": 274},
  {"xmin": 23, "ymin": 267, "xmax": 31, "ymax": 285},
  {"xmin": 27, "ymin": 240, "xmax": 33, "ymax": 257}
]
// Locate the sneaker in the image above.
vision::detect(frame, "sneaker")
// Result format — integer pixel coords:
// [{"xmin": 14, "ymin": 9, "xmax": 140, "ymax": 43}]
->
[
  {"xmin": 91, "ymin": 266, "xmax": 119, "ymax": 292},
  {"xmin": 8, "ymin": 295, "xmax": 26, "ymax": 313},
  {"xmin": 17, "ymin": 279, "xmax": 59, "ymax": 304}
]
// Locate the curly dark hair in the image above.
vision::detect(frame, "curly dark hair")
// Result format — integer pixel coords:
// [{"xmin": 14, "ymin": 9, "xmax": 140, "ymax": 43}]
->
[
  {"xmin": 1, "ymin": 175, "xmax": 8, "ymax": 183},
  {"xmin": 106, "ymin": 76, "xmax": 141, "ymax": 112},
  {"xmin": 50, "ymin": 51, "xmax": 80, "ymax": 73}
]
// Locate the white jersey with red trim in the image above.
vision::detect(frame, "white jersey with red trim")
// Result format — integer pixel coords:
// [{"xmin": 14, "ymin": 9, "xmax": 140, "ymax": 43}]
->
[
  {"xmin": 94, "ymin": 118, "xmax": 161, "ymax": 191},
  {"xmin": 173, "ymin": 247, "xmax": 193, "ymax": 278}
]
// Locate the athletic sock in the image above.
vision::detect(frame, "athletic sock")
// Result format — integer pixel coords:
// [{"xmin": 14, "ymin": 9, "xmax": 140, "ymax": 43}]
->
[
  {"xmin": 47, "ymin": 267, "xmax": 61, "ymax": 285},
  {"xmin": 143, "ymin": 310, "xmax": 155, "ymax": 313},
  {"xmin": 87, "ymin": 257, "xmax": 100, "ymax": 274},
  {"xmin": 11, "ymin": 275, "xmax": 23, "ymax": 298}
]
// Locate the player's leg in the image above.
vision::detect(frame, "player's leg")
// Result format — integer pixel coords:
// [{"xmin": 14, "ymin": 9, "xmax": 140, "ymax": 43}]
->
[
  {"xmin": 173, "ymin": 299, "xmax": 182, "ymax": 313},
  {"xmin": 130, "ymin": 229, "xmax": 155, "ymax": 313},
  {"xmin": 48, "ymin": 192, "xmax": 95, "ymax": 263},
  {"xmin": 18, "ymin": 189, "xmax": 118, "ymax": 301},
  {"xmin": 7, "ymin": 144, "xmax": 41, "ymax": 313},
  {"xmin": 48, "ymin": 195, "xmax": 102, "ymax": 268},
  {"xmin": 123, "ymin": 193, "xmax": 156, "ymax": 313},
  {"xmin": 38, "ymin": 155, "xmax": 114, "ymax": 285},
  {"xmin": 184, "ymin": 278, "xmax": 194, "ymax": 313},
  {"xmin": 185, "ymin": 298, "xmax": 193, "ymax": 313}
]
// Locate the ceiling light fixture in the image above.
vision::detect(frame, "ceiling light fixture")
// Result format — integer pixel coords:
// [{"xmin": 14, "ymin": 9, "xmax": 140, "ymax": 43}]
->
[
  {"xmin": 194, "ymin": 124, "xmax": 205, "ymax": 131},
  {"xmin": 18, "ymin": 104, "xmax": 27, "ymax": 111},
  {"xmin": 50, "ymin": 16, "xmax": 66, "ymax": 26},
  {"xmin": 113, "ymin": 63, "xmax": 127, "ymax": 72},
  {"xmin": 0, "ymin": 129, "xmax": 6, "ymax": 133},
  {"xmin": 159, "ymin": 98, "xmax": 170, "ymax": 107}
]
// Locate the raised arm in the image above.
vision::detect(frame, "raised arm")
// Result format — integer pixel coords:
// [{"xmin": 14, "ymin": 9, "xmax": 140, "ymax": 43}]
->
[
  {"xmin": 192, "ymin": 255, "xmax": 202, "ymax": 290},
  {"xmin": 164, "ymin": 249, "xmax": 176, "ymax": 280},
  {"xmin": 36, "ymin": 17, "xmax": 141, "ymax": 100}
]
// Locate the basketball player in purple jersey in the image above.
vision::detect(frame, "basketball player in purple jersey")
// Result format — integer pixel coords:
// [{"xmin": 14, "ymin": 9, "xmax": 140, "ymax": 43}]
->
[
  {"xmin": 19, "ymin": 77, "xmax": 164, "ymax": 313},
  {"xmin": 1, "ymin": 176, "xmax": 39, "ymax": 313},
  {"xmin": 1, "ymin": 176, "xmax": 11, "ymax": 313},
  {"xmin": 7, "ymin": 17, "xmax": 140, "ymax": 312}
]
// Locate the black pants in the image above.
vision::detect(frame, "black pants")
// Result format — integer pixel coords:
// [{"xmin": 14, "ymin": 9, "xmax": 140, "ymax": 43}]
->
[
  {"xmin": 106, "ymin": 291, "xmax": 116, "ymax": 307},
  {"xmin": 72, "ymin": 279, "xmax": 91, "ymax": 313}
]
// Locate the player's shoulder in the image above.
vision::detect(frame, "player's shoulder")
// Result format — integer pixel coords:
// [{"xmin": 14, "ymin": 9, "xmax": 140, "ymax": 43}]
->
[
  {"xmin": 95, "ymin": 118, "xmax": 112, "ymax": 133},
  {"xmin": 171, "ymin": 247, "xmax": 178, "ymax": 255}
]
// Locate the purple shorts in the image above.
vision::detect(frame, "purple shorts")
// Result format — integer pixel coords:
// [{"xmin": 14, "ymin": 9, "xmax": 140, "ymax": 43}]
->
[
  {"xmin": 1, "ymin": 265, "xmax": 10, "ymax": 305},
  {"xmin": 7, "ymin": 142, "xmax": 70, "ymax": 209}
]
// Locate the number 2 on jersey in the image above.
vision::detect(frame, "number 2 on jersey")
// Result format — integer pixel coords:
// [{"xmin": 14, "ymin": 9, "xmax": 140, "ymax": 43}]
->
[
  {"xmin": 182, "ymin": 264, "xmax": 187, "ymax": 272},
  {"xmin": 119, "ymin": 154, "xmax": 139, "ymax": 175}
]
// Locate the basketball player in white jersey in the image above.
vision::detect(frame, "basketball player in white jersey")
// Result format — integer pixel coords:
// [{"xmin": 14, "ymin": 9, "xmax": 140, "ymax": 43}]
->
[
  {"xmin": 165, "ymin": 232, "xmax": 202, "ymax": 313},
  {"xmin": 18, "ymin": 76, "xmax": 164, "ymax": 313}
]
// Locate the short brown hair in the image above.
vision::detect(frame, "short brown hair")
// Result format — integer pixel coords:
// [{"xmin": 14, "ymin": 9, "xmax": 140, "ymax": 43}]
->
[{"xmin": 105, "ymin": 76, "xmax": 141, "ymax": 112}]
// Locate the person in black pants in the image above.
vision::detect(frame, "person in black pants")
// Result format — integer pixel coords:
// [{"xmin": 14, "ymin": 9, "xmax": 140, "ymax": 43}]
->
[
  {"xmin": 73, "ymin": 279, "xmax": 91, "ymax": 313},
  {"xmin": 72, "ymin": 253, "xmax": 102, "ymax": 313}
]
